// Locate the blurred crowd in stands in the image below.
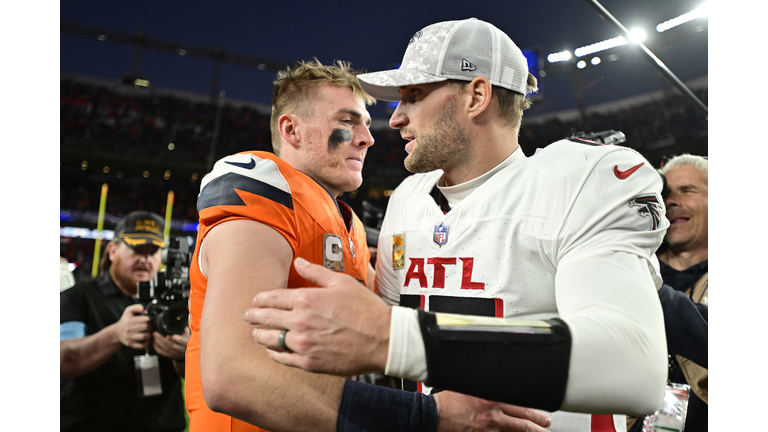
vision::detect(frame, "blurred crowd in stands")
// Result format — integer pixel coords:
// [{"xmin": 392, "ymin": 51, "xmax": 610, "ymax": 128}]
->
[
  {"xmin": 60, "ymin": 77, "xmax": 707, "ymax": 283},
  {"xmin": 61, "ymin": 79, "xmax": 272, "ymax": 161}
]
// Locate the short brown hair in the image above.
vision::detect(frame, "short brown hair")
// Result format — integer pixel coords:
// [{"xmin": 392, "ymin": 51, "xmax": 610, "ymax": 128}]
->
[
  {"xmin": 450, "ymin": 73, "xmax": 538, "ymax": 131},
  {"xmin": 270, "ymin": 59, "xmax": 376, "ymax": 154}
]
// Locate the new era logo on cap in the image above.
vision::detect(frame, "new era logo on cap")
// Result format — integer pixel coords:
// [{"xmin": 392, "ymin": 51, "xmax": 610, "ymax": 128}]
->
[
  {"xmin": 409, "ymin": 30, "xmax": 423, "ymax": 45},
  {"xmin": 461, "ymin": 59, "xmax": 476, "ymax": 72}
]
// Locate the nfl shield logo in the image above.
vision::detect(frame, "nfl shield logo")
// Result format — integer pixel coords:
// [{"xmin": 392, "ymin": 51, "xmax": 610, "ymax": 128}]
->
[{"xmin": 433, "ymin": 223, "xmax": 449, "ymax": 247}]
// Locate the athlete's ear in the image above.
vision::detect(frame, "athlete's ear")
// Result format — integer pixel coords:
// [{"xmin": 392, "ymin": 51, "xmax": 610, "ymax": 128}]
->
[
  {"xmin": 466, "ymin": 76, "xmax": 492, "ymax": 119},
  {"xmin": 278, "ymin": 114, "xmax": 301, "ymax": 149}
]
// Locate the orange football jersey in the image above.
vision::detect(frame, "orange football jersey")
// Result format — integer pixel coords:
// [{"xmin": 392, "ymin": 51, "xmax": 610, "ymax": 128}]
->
[{"xmin": 185, "ymin": 151, "xmax": 371, "ymax": 432}]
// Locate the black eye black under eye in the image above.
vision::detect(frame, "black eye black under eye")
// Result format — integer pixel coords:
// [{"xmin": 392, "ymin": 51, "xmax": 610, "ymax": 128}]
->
[{"xmin": 328, "ymin": 128, "xmax": 352, "ymax": 149}]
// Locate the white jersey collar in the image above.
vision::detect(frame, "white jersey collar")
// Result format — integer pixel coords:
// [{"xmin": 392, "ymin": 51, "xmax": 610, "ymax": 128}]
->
[{"xmin": 437, "ymin": 146, "xmax": 526, "ymax": 209}]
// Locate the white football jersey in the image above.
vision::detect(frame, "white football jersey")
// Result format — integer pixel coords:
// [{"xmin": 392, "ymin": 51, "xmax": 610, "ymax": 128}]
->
[{"xmin": 376, "ymin": 140, "xmax": 669, "ymax": 431}]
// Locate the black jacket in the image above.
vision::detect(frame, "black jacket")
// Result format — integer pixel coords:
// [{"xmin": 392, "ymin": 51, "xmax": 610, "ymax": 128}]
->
[
  {"xmin": 60, "ymin": 272, "xmax": 186, "ymax": 432},
  {"xmin": 630, "ymin": 260, "xmax": 708, "ymax": 432}
]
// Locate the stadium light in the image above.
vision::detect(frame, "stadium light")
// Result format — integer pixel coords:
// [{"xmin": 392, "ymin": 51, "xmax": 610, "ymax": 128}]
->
[
  {"xmin": 557, "ymin": 4, "xmax": 707, "ymax": 61},
  {"xmin": 575, "ymin": 36, "xmax": 626, "ymax": 57},
  {"xmin": 657, "ymin": 2, "xmax": 709, "ymax": 32},
  {"xmin": 547, "ymin": 51, "xmax": 572, "ymax": 63},
  {"xmin": 121, "ymin": 74, "xmax": 151, "ymax": 87},
  {"xmin": 577, "ymin": 60, "xmax": 587, "ymax": 69},
  {"xmin": 60, "ymin": 226, "xmax": 198, "ymax": 242},
  {"xmin": 628, "ymin": 28, "xmax": 646, "ymax": 44},
  {"xmin": 591, "ymin": 57, "xmax": 602, "ymax": 65}
]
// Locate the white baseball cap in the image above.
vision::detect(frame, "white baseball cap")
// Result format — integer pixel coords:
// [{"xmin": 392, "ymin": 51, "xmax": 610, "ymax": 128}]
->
[{"xmin": 357, "ymin": 18, "xmax": 530, "ymax": 102}]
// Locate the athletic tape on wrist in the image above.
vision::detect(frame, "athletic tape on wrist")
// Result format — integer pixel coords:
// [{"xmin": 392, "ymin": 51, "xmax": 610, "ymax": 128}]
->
[{"xmin": 418, "ymin": 309, "xmax": 571, "ymax": 411}]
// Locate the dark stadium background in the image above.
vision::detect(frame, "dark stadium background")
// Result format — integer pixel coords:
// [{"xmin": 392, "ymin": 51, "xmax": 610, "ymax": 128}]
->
[
  {"xmin": 39, "ymin": 3, "xmax": 768, "ymax": 431},
  {"xmin": 59, "ymin": 0, "xmax": 710, "ymax": 283},
  {"xmin": 59, "ymin": 1, "xmax": 709, "ymax": 281}
]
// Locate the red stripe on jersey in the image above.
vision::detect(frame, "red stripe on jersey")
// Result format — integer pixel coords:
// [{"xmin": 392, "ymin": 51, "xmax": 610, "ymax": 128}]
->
[
  {"xmin": 494, "ymin": 298, "xmax": 504, "ymax": 317},
  {"xmin": 591, "ymin": 414, "xmax": 616, "ymax": 432},
  {"xmin": 417, "ymin": 295, "xmax": 426, "ymax": 394}
]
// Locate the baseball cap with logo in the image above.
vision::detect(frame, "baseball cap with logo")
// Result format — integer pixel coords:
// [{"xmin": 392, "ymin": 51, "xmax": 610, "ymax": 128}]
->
[
  {"xmin": 357, "ymin": 18, "xmax": 529, "ymax": 102},
  {"xmin": 114, "ymin": 211, "xmax": 166, "ymax": 248}
]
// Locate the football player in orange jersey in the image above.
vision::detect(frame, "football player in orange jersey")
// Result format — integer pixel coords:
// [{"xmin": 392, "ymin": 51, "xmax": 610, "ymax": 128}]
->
[{"xmin": 185, "ymin": 59, "xmax": 552, "ymax": 432}]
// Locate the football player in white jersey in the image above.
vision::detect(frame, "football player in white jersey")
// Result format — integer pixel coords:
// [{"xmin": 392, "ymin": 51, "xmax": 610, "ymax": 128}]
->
[{"xmin": 245, "ymin": 18, "xmax": 669, "ymax": 432}]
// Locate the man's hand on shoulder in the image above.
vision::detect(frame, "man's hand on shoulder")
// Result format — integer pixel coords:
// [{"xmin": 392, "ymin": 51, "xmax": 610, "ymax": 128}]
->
[{"xmin": 244, "ymin": 257, "xmax": 391, "ymax": 376}]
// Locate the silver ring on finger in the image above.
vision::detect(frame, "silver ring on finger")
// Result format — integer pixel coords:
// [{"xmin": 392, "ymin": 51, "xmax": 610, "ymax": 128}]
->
[{"xmin": 278, "ymin": 329, "xmax": 291, "ymax": 352}]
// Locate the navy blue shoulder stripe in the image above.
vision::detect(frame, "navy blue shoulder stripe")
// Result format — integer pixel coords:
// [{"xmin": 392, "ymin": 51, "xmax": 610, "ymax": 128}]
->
[{"xmin": 197, "ymin": 172, "xmax": 294, "ymax": 212}]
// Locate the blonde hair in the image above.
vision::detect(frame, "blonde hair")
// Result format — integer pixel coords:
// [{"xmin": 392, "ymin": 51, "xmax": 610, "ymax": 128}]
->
[{"xmin": 270, "ymin": 59, "xmax": 376, "ymax": 154}]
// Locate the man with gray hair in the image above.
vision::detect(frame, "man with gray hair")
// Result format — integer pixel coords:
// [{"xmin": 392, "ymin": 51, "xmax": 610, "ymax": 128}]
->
[
  {"xmin": 631, "ymin": 154, "xmax": 708, "ymax": 432},
  {"xmin": 658, "ymin": 154, "xmax": 708, "ymax": 297}
]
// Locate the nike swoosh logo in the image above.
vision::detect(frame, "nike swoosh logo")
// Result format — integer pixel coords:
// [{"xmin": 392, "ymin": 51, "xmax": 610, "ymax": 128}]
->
[
  {"xmin": 225, "ymin": 159, "xmax": 256, "ymax": 169},
  {"xmin": 614, "ymin": 162, "xmax": 644, "ymax": 179}
]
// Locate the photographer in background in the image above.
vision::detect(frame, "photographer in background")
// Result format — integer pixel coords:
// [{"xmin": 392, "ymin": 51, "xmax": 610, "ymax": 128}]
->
[{"xmin": 60, "ymin": 211, "xmax": 189, "ymax": 432}]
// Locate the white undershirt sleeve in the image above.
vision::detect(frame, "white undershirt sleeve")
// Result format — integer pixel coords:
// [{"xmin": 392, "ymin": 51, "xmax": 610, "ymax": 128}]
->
[{"xmin": 384, "ymin": 306, "xmax": 428, "ymax": 382}]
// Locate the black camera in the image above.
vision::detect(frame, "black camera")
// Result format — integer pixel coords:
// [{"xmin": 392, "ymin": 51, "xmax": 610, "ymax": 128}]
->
[{"xmin": 136, "ymin": 236, "xmax": 191, "ymax": 336}]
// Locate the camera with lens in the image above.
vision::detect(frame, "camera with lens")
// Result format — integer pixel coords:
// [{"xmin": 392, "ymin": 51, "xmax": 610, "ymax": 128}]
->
[{"xmin": 136, "ymin": 236, "xmax": 191, "ymax": 336}]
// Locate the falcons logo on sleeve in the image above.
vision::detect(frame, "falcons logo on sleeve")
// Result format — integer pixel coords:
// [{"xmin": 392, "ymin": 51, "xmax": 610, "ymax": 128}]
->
[{"xmin": 629, "ymin": 195, "xmax": 662, "ymax": 230}]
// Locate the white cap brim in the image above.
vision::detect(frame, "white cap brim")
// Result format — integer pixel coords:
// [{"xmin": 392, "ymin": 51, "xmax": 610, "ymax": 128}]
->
[{"xmin": 357, "ymin": 69, "xmax": 448, "ymax": 102}]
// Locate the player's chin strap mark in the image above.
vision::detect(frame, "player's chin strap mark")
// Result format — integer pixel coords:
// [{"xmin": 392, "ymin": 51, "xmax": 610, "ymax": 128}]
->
[{"xmin": 417, "ymin": 309, "xmax": 572, "ymax": 412}]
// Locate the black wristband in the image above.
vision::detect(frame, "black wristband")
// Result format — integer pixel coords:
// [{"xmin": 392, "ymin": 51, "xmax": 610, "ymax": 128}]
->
[
  {"xmin": 337, "ymin": 379, "xmax": 438, "ymax": 432},
  {"xmin": 418, "ymin": 309, "xmax": 571, "ymax": 411}
]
